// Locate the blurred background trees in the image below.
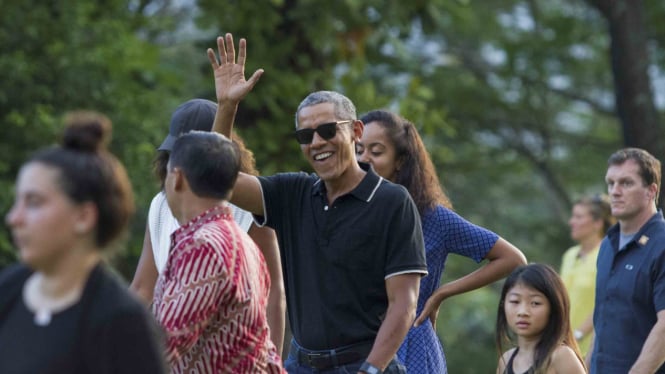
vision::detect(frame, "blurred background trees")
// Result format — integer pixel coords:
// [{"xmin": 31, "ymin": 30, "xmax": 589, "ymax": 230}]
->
[{"xmin": 1, "ymin": 1, "xmax": 663, "ymax": 371}]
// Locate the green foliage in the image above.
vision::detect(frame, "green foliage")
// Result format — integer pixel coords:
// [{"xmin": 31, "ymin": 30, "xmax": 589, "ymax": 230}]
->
[
  {"xmin": 439, "ymin": 276, "xmax": 501, "ymax": 373},
  {"xmin": 187, "ymin": 2, "xmax": 629, "ymax": 370},
  {"xmin": 2, "ymin": 0, "xmax": 664, "ymax": 371},
  {"xmin": 0, "ymin": 1, "xmax": 190, "ymax": 272}
]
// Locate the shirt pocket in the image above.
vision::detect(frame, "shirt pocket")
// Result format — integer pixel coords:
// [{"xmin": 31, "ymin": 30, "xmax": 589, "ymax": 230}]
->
[{"xmin": 330, "ymin": 230, "xmax": 382, "ymax": 271}]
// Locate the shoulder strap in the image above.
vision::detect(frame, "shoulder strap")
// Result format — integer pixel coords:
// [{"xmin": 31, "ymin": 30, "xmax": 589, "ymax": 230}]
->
[{"xmin": 505, "ymin": 348, "xmax": 520, "ymax": 374}]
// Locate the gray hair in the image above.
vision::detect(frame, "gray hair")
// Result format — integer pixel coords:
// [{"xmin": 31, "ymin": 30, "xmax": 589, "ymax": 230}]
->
[{"xmin": 295, "ymin": 91, "xmax": 357, "ymax": 128}]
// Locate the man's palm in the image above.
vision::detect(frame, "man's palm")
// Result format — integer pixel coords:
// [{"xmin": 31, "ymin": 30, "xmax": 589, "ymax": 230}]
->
[
  {"xmin": 214, "ymin": 65, "xmax": 254, "ymax": 102},
  {"xmin": 207, "ymin": 34, "xmax": 263, "ymax": 104}
]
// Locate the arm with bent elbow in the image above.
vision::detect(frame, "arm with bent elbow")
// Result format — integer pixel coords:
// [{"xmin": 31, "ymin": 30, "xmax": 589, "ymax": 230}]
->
[
  {"xmin": 415, "ymin": 237, "xmax": 526, "ymax": 327},
  {"xmin": 206, "ymin": 33, "xmax": 266, "ymax": 217}
]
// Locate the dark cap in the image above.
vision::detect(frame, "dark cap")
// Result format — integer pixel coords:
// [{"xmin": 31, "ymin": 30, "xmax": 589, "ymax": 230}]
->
[{"xmin": 157, "ymin": 99, "xmax": 217, "ymax": 151}]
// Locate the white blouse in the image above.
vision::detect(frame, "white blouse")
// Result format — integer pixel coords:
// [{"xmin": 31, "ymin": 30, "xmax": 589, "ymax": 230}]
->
[{"xmin": 147, "ymin": 191, "xmax": 254, "ymax": 273}]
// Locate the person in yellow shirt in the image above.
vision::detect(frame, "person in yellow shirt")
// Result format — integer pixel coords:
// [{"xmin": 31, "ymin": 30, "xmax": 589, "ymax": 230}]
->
[{"xmin": 560, "ymin": 194, "xmax": 614, "ymax": 356}]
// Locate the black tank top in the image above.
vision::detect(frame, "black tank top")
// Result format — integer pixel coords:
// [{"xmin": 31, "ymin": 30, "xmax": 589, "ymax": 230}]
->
[{"xmin": 504, "ymin": 348, "xmax": 534, "ymax": 374}]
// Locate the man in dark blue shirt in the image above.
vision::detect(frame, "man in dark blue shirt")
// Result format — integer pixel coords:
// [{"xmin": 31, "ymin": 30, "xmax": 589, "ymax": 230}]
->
[{"xmin": 590, "ymin": 148, "xmax": 665, "ymax": 374}]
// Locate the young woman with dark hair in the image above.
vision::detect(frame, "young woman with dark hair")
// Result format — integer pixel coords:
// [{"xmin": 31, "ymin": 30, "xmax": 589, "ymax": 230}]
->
[
  {"xmin": 0, "ymin": 111, "xmax": 165, "ymax": 373},
  {"xmin": 357, "ymin": 109, "xmax": 527, "ymax": 373}
]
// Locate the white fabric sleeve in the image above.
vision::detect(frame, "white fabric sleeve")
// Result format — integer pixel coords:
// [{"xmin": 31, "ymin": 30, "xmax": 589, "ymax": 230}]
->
[
  {"xmin": 228, "ymin": 203, "xmax": 254, "ymax": 232},
  {"xmin": 148, "ymin": 192, "xmax": 179, "ymax": 274}
]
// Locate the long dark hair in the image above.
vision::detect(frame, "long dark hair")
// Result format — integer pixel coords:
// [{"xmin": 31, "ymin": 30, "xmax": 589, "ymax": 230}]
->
[
  {"xmin": 495, "ymin": 264, "xmax": 584, "ymax": 373},
  {"xmin": 359, "ymin": 110, "xmax": 451, "ymax": 215}
]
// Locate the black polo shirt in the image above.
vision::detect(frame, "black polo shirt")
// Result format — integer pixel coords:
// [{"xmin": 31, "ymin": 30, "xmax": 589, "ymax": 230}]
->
[{"xmin": 255, "ymin": 163, "xmax": 427, "ymax": 350}]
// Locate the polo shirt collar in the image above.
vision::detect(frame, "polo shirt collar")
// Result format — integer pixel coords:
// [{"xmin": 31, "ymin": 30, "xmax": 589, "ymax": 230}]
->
[
  {"xmin": 608, "ymin": 210, "xmax": 664, "ymax": 250},
  {"xmin": 171, "ymin": 204, "xmax": 231, "ymax": 242},
  {"xmin": 634, "ymin": 210, "xmax": 664, "ymax": 247},
  {"xmin": 312, "ymin": 162, "xmax": 384, "ymax": 203}
]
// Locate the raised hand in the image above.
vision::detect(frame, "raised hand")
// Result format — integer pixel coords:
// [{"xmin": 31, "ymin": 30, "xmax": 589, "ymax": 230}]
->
[{"xmin": 206, "ymin": 33, "xmax": 264, "ymax": 104}]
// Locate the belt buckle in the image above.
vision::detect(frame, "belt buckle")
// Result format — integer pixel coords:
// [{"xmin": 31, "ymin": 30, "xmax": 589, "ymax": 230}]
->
[{"xmin": 304, "ymin": 352, "xmax": 328, "ymax": 369}]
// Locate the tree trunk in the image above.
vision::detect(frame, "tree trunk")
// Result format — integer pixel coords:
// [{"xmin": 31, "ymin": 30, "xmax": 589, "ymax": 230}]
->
[{"xmin": 585, "ymin": 0, "xmax": 665, "ymax": 208}]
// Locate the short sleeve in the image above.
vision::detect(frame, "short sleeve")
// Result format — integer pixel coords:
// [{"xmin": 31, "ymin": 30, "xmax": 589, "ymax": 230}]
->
[
  {"xmin": 384, "ymin": 188, "xmax": 427, "ymax": 277},
  {"xmin": 254, "ymin": 172, "xmax": 311, "ymax": 228},
  {"xmin": 430, "ymin": 207, "xmax": 499, "ymax": 263},
  {"xmin": 228, "ymin": 202, "xmax": 253, "ymax": 232},
  {"xmin": 148, "ymin": 192, "xmax": 179, "ymax": 273},
  {"xmin": 652, "ymin": 247, "xmax": 665, "ymax": 313}
]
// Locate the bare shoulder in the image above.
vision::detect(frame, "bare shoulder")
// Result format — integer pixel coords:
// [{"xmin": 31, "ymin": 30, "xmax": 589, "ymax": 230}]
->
[
  {"xmin": 496, "ymin": 348, "xmax": 516, "ymax": 374},
  {"xmin": 550, "ymin": 345, "xmax": 586, "ymax": 374}
]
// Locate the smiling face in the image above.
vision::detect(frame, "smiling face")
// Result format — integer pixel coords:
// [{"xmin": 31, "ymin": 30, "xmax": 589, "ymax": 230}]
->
[
  {"xmin": 297, "ymin": 102, "xmax": 361, "ymax": 184},
  {"xmin": 356, "ymin": 122, "xmax": 399, "ymax": 182},
  {"xmin": 504, "ymin": 282, "xmax": 551, "ymax": 340},
  {"xmin": 5, "ymin": 163, "xmax": 89, "ymax": 271},
  {"xmin": 605, "ymin": 159, "xmax": 656, "ymax": 223}
]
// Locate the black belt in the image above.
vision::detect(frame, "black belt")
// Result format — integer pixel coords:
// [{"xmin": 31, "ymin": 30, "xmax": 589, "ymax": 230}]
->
[{"xmin": 291, "ymin": 340, "xmax": 374, "ymax": 370}]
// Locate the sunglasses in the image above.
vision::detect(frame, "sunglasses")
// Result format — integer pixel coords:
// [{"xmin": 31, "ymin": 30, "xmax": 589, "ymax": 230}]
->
[{"xmin": 294, "ymin": 120, "xmax": 353, "ymax": 144}]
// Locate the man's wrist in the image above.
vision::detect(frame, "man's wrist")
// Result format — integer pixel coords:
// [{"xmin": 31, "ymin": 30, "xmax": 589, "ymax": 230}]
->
[
  {"xmin": 574, "ymin": 329, "xmax": 584, "ymax": 341},
  {"xmin": 359, "ymin": 361, "xmax": 382, "ymax": 374}
]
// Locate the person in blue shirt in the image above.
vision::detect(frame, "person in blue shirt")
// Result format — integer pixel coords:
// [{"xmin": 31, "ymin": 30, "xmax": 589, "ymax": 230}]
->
[
  {"xmin": 589, "ymin": 147, "xmax": 665, "ymax": 373},
  {"xmin": 356, "ymin": 109, "xmax": 527, "ymax": 373}
]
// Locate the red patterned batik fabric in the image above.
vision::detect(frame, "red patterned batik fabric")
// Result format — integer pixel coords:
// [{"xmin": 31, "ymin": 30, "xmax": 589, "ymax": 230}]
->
[{"xmin": 153, "ymin": 204, "xmax": 285, "ymax": 374}]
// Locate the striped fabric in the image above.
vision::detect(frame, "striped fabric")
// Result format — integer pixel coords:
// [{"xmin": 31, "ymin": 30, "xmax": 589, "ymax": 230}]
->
[{"xmin": 153, "ymin": 205, "xmax": 284, "ymax": 374}]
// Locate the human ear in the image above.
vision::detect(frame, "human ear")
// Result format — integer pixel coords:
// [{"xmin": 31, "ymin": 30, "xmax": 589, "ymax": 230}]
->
[
  {"xmin": 172, "ymin": 168, "xmax": 185, "ymax": 192},
  {"xmin": 352, "ymin": 120, "xmax": 364, "ymax": 142},
  {"xmin": 647, "ymin": 183, "xmax": 658, "ymax": 201},
  {"xmin": 74, "ymin": 202, "xmax": 98, "ymax": 235}
]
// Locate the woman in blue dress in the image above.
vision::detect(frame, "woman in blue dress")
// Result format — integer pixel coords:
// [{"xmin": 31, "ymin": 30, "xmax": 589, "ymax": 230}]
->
[{"xmin": 357, "ymin": 110, "xmax": 527, "ymax": 373}]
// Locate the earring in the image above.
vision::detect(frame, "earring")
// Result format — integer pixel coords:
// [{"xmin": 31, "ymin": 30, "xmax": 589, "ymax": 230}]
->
[{"xmin": 75, "ymin": 223, "xmax": 87, "ymax": 234}]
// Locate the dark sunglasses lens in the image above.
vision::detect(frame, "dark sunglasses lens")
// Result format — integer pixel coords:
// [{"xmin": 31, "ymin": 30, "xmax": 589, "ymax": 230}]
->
[
  {"xmin": 295, "ymin": 129, "xmax": 314, "ymax": 144},
  {"xmin": 294, "ymin": 122, "xmax": 339, "ymax": 144},
  {"xmin": 317, "ymin": 122, "xmax": 338, "ymax": 140}
]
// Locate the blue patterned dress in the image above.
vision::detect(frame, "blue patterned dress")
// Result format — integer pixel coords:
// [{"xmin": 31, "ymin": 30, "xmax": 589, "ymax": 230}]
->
[{"xmin": 397, "ymin": 205, "xmax": 499, "ymax": 373}]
